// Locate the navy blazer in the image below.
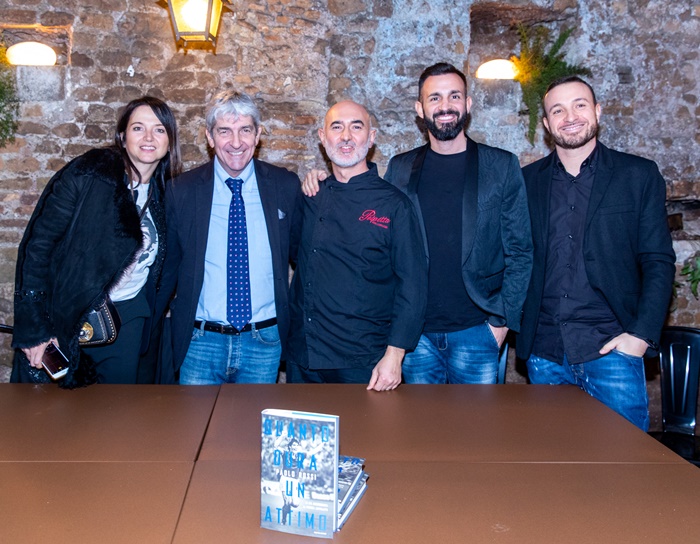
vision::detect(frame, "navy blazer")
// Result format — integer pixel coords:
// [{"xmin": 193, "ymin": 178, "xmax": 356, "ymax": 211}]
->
[
  {"xmin": 516, "ymin": 142, "xmax": 676, "ymax": 360},
  {"xmin": 156, "ymin": 158, "xmax": 302, "ymax": 380},
  {"xmin": 385, "ymin": 138, "xmax": 533, "ymax": 332}
]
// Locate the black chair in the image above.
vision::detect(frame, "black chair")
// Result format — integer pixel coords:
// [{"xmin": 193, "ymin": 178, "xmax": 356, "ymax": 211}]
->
[
  {"xmin": 0, "ymin": 324, "xmax": 13, "ymax": 335},
  {"xmin": 649, "ymin": 326, "xmax": 700, "ymax": 466}
]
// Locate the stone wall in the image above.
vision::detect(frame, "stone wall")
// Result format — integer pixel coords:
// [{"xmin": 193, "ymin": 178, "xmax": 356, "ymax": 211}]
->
[{"xmin": 0, "ymin": 0, "xmax": 699, "ymax": 371}]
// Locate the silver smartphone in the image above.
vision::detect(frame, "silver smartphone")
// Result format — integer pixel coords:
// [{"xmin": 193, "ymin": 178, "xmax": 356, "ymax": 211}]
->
[{"xmin": 42, "ymin": 342, "xmax": 69, "ymax": 380}]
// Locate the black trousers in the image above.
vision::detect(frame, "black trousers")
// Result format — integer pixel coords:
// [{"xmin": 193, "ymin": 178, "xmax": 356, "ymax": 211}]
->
[
  {"xmin": 286, "ymin": 360, "xmax": 373, "ymax": 384},
  {"xmin": 82, "ymin": 290, "xmax": 150, "ymax": 384}
]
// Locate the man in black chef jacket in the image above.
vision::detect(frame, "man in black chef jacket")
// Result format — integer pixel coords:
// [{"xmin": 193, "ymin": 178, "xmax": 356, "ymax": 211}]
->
[{"xmin": 286, "ymin": 100, "xmax": 427, "ymax": 391}]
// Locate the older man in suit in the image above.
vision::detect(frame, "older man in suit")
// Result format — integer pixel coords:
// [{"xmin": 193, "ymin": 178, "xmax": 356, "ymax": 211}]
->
[
  {"xmin": 158, "ymin": 90, "xmax": 302, "ymax": 384},
  {"xmin": 517, "ymin": 76, "xmax": 676, "ymax": 430}
]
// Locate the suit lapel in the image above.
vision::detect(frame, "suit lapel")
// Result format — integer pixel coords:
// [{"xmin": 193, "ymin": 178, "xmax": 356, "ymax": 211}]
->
[
  {"xmin": 408, "ymin": 145, "xmax": 430, "ymax": 259},
  {"xmin": 407, "ymin": 145, "xmax": 428, "ymax": 197},
  {"xmin": 585, "ymin": 143, "xmax": 613, "ymax": 231},
  {"xmin": 532, "ymin": 154, "xmax": 555, "ymax": 247},
  {"xmin": 194, "ymin": 160, "xmax": 216, "ymax": 288},
  {"xmin": 254, "ymin": 159, "xmax": 281, "ymax": 270},
  {"xmin": 461, "ymin": 137, "xmax": 479, "ymax": 263}
]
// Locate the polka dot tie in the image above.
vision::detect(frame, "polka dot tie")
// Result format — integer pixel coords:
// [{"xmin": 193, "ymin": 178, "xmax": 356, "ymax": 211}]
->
[{"xmin": 224, "ymin": 177, "xmax": 252, "ymax": 330}]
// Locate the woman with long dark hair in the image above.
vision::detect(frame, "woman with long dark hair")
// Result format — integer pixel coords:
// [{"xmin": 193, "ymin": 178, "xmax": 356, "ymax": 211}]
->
[{"xmin": 12, "ymin": 96, "xmax": 181, "ymax": 385}]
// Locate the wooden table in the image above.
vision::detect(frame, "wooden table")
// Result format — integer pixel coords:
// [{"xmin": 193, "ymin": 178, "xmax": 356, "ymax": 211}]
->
[
  {"xmin": 0, "ymin": 384, "xmax": 219, "ymax": 543},
  {"xmin": 0, "ymin": 462, "xmax": 192, "ymax": 544},
  {"xmin": 175, "ymin": 460, "xmax": 700, "ymax": 544},
  {"xmin": 0, "ymin": 384, "xmax": 218, "ymax": 461},
  {"xmin": 200, "ymin": 384, "xmax": 682, "ymax": 464},
  {"xmin": 1, "ymin": 383, "xmax": 698, "ymax": 543}
]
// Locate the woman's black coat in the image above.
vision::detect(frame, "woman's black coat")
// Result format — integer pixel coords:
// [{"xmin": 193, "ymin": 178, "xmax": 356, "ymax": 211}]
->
[{"xmin": 12, "ymin": 148, "xmax": 165, "ymax": 387}]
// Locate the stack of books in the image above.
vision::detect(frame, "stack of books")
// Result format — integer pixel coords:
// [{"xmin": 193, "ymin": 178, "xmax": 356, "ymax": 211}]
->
[
  {"xmin": 337, "ymin": 455, "xmax": 369, "ymax": 530},
  {"xmin": 260, "ymin": 409, "xmax": 369, "ymax": 539}
]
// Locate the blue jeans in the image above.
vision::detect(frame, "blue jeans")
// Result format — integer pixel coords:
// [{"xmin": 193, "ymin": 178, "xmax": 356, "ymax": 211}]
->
[
  {"xmin": 179, "ymin": 324, "xmax": 281, "ymax": 385},
  {"xmin": 526, "ymin": 351, "xmax": 650, "ymax": 431},
  {"xmin": 402, "ymin": 323, "xmax": 500, "ymax": 384}
]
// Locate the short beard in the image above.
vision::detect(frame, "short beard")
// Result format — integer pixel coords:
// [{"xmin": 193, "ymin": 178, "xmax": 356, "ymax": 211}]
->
[
  {"xmin": 550, "ymin": 122, "xmax": 598, "ymax": 150},
  {"xmin": 325, "ymin": 139, "xmax": 371, "ymax": 169},
  {"xmin": 424, "ymin": 109, "xmax": 468, "ymax": 141}
]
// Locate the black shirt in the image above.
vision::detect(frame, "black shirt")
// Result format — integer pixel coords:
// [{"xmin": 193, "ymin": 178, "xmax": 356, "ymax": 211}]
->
[
  {"xmin": 418, "ymin": 148, "xmax": 488, "ymax": 332},
  {"xmin": 287, "ymin": 165, "xmax": 427, "ymax": 370},
  {"xmin": 532, "ymin": 146, "xmax": 624, "ymax": 364}
]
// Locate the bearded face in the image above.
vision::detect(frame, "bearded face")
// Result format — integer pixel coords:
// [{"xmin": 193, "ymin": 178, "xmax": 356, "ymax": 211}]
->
[
  {"xmin": 323, "ymin": 136, "xmax": 373, "ymax": 168},
  {"xmin": 318, "ymin": 101, "xmax": 376, "ymax": 172},
  {"xmin": 547, "ymin": 116, "xmax": 599, "ymax": 150},
  {"xmin": 543, "ymin": 81, "xmax": 601, "ymax": 151},
  {"xmin": 416, "ymin": 73, "xmax": 471, "ymax": 144},
  {"xmin": 423, "ymin": 108, "xmax": 469, "ymax": 142}
]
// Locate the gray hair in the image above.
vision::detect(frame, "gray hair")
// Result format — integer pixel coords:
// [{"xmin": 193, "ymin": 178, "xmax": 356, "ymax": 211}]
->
[{"xmin": 205, "ymin": 90, "xmax": 262, "ymax": 133}]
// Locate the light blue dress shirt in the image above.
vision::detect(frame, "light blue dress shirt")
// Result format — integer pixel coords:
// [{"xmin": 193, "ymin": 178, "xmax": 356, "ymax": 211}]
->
[{"xmin": 195, "ymin": 158, "xmax": 276, "ymax": 324}]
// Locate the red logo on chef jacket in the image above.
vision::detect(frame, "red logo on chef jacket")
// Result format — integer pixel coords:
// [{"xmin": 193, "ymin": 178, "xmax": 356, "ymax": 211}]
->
[{"xmin": 359, "ymin": 209, "xmax": 390, "ymax": 229}]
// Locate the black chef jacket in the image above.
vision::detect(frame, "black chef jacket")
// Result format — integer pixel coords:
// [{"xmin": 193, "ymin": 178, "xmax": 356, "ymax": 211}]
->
[{"xmin": 287, "ymin": 165, "xmax": 427, "ymax": 370}]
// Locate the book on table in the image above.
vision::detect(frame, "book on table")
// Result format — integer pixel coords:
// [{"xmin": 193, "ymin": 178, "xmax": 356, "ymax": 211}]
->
[
  {"xmin": 338, "ymin": 472, "xmax": 369, "ymax": 530},
  {"xmin": 260, "ymin": 409, "xmax": 340, "ymax": 539},
  {"xmin": 337, "ymin": 455, "xmax": 365, "ymax": 514}
]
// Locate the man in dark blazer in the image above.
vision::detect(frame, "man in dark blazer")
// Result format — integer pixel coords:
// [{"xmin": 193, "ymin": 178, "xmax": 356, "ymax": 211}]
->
[
  {"xmin": 517, "ymin": 76, "xmax": 676, "ymax": 430},
  {"xmin": 384, "ymin": 63, "xmax": 533, "ymax": 384},
  {"xmin": 157, "ymin": 90, "xmax": 302, "ymax": 384}
]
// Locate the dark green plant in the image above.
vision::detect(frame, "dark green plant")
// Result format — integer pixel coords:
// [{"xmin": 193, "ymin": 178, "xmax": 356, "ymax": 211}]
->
[
  {"xmin": 680, "ymin": 253, "xmax": 700, "ymax": 299},
  {"xmin": 0, "ymin": 38, "xmax": 19, "ymax": 148},
  {"xmin": 511, "ymin": 25, "xmax": 591, "ymax": 145}
]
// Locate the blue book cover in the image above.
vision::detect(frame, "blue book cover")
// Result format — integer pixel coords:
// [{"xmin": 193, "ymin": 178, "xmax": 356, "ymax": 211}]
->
[
  {"xmin": 261, "ymin": 409, "xmax": 339, "ymax": 538},
  {"xmin": 338, "ymin": 455, "xmax": 365, "ymax": 513},
  {"xmin": 338, "ymin": 472, "xmax": 369, "ymax": 530}
]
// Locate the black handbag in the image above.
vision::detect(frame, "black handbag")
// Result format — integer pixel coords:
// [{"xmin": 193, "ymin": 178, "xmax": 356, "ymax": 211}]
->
[
  {"xmin": 78, "ymin": 297, "xmax": 121, "ymax": 346},
  {"xmin": 76, "ymin": 185, "xmax": 150, "ymax": 347}
]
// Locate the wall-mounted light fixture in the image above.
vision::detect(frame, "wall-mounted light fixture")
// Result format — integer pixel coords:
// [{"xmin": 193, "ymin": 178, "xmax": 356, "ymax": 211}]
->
[
  {"xmin": 167, "ymin": 0, "xmax": 230, "ymax": 47},
  {"xmin": 475, "ymin": 59, "xmax": 518, "ymax": 80},
  {"xmin": 6, "ymin": 41, "xmax": 57, "ymax": 66}
]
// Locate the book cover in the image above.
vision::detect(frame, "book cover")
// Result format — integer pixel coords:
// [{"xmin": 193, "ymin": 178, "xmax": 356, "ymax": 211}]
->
[
  {"xmin": 261, "ymin": 409, "xmax": 339, "ymax": 538},
  {"xmin": 337, "ymin": 455, "xmax": 365, "ymax": 513},
  {"xmin": 338, "ymin": 472, "xmax": 369, "ymax": 530}
]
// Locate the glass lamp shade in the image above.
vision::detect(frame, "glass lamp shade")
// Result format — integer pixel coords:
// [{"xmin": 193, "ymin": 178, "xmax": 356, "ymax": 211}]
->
[
  {"xmin": 475, "ymin": 59, "xmax": 518, "ymax": 80},
  {"xmin": 6, "ymin": 41, "xmax": 57, "ymax": 66},
  {"xmin": 168, "ymin": 0, "xmax": 224, "ymax": 45}
]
